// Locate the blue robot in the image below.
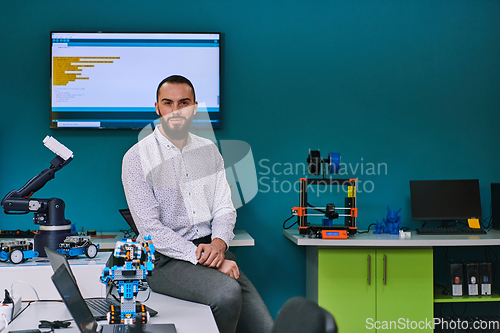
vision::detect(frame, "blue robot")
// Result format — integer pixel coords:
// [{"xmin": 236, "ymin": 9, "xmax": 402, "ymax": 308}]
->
[
  {"xmin": 374, "ymin": 206, "xmax": 402, "ymax": 235},
  {"xmin": 100, "ymin": 236, "xmax": 155, "ymax": 325}
]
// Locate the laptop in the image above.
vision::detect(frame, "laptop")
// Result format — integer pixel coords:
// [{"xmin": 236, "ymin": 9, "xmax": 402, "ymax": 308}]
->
[
  {"xmin": 119, "ymin": 209, "xmax": 139, "ymax": 236},
  {"xmin": 51, "ymin": 264, "xmax": 176, "ymax": 333},
  {"xmin": 45, "ymin": 247, "xmax": 157, "ymax": 320}
]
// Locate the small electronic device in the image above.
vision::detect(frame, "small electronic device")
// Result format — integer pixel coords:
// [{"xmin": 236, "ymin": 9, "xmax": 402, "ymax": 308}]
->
[
  {"xmin": 321, "ymin": 230, "xmax": 348, "ymax": 239},
  {"xmin": 289, "ymin": 150, "xmax": 357, "ymax": 239},
  {"xmin": 479, "ymin": 263, "xmax": 492, "ymax": 295},
  {"xmin": 449, "ymin": 263, "xmax": 463, "ymax": 296},
  {"xmin": 50, "ymin": 32, "xmax": 221, "ymax": 130},
  {"xmin": 99, "ymin": 237, "xmax": 155, "ymax": 325},
  {"xmin": 466, "ymin": 263, "xmax": 479, "ymax": 296},
  {"xmin": 0, "ymin": 230, "xmax": 37, "ymax": 238}
]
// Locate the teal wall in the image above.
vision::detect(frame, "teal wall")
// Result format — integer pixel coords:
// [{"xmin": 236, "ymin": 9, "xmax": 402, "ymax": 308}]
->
[{"xmin": 1, "ymin": 0, "xmax": 499, "ymax": 317}]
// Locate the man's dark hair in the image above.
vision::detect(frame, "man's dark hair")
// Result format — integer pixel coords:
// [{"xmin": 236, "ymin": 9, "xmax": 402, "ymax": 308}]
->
[{"xmin": 156, "ymin": 75, "xmax": 196, "ymax": 102}]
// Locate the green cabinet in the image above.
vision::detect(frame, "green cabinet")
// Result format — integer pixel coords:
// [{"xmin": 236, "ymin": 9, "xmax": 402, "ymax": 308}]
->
[{"xmin": 317, "ymin": 248, "xmax": 434, "ymax": 332}]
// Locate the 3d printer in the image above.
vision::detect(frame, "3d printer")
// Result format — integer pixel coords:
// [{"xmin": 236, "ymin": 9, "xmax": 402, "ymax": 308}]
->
[{"xmin": 291, "ymin": 150, "xmax": 357, "ymax": 239}]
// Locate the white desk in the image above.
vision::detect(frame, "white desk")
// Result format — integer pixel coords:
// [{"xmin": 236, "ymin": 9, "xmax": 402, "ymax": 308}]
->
[
  {"xmin": 4, "ymin": 292, "xmax": 219, "ymax": 333},
  {"xmin": 95, "ymin": 229, "xmax": 254, "ymax": 250},
  {"xmin": 0, "ymin": 252, "xmax": 110, "ymax": 301},
  {"xmin": 1, "ymin": 230, "xmax": 254, "ymax": 300},
  {"xmin": 283, "ymin": 228, "xmax": 500, "ymax": 247},
  {"xmin": 284, "ymin": 228, "xmax": 500, "ymax": 333}
]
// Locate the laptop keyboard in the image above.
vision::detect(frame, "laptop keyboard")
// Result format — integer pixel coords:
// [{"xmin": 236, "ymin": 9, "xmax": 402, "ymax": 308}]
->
[
  {"xmin": 416, "ymin": 227, "xmax": 487, "ymax": 235},
  {"xmin": 112, "ymin": 325, "xmax": 131, "ymax": 333},
  {"xmin": 87, "ymin": 297, "xmax": 158, "ymax": 319},
  {"xmin": 87, "ymin": 298, "xmax": 118, "ymax": 314}
]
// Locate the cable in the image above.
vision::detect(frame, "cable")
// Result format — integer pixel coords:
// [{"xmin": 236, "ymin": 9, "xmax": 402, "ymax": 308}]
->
[
  {"xmin": 39, "ymin": 320, "xmax": 71, "ymax": 329},
  {"xmin": 306, "ymin": 202, "xmax": 326, "ymax": 214},
  {"xmin": 138, "ymin": 287, "xmax": 152, "ymax": 303},
  {"xmin": 449, "ymin": 301, "xmax": 467, "ymax": 317},
  {"xmin": 121, "ymin": 229, "xmax": 137, "ymax": 239},
  {"xmin": 481, "ymin": 215, "xmax": 492, "ymax": 229},
  {"xmin": 10, "ymin": 281, "xmax": 40, "ymax": 301},
  {"xmin": 282, "ymin": 216, "xmax": 297, "ymax": 230},
  {"xmin": 1, "ymin": 313, "xmax": 8, "ymax": 330},
  {"xmin": 357, "ymin": 223, "xmax": 376, "ymax": 234}
]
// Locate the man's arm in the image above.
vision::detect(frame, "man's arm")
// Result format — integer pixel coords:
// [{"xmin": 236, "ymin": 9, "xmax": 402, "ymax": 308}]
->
[
  {"xmin": 217, "ymin": 259, "xmax": 240, "ymax": 279},
  {"xmin": 196, "ymin": 237, "xmax": 226, "ymax": 268},
  {"xmin": 122, "ymin": 147, "xmax": 199, "ymax": 264},
  {"xmin": 194, "ymin": 147, "xmax": 236, "ymax": 268},
  {"xmin": 209, "ymin": 150, "xmax": 237, "ymax": 250}
]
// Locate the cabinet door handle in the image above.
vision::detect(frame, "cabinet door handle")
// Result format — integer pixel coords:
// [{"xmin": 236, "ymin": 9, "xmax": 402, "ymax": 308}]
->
[
  {"xmin": 367, "ymin": 254, "xmax": 371, "ymax": 285},
  {"xmin": 383, "ymin": 254, "xmax": 387, "ymax": 285}
]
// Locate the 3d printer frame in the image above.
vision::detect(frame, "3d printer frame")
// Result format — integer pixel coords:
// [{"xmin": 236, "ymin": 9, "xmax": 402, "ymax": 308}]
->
[{"xmin": 292, "ymin": 177, "xmax": 358, "ymax": 239}]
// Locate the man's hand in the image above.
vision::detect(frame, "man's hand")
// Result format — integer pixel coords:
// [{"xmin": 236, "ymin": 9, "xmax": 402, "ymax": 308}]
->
[
  {"xmin": 196, "ymin": 238, "xmax": 226, "ymax": 268},
  {"xmin": 217, "ymin": 259, "xmax": 240, "ymax": 280}
]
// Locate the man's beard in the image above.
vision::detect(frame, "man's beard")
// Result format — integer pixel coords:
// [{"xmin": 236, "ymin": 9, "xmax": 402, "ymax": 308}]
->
[{"xmin": 160, "ymin": 114, "xmax": 194, "ymax": 141}]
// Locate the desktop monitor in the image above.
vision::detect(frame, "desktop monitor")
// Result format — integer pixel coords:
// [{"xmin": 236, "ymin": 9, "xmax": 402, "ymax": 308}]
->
[
  {"xmin": 50, "ymin": 32, "xmax": 221, "ymax": 130},
  {"xmin": 410, "ymin": 179, "xmax": 482, "ymax": 225}
]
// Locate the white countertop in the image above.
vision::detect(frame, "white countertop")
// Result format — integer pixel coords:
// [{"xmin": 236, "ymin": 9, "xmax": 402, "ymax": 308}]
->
[
  {"xmin": 283, "ymin": 228, "xmax": 500, "ymax": 247},
  {"xmin": 5, "ymin": 291, "xmax": 218, "ymax": 333}
]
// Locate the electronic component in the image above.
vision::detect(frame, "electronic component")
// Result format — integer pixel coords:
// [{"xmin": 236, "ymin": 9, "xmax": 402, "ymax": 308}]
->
[
  {"xmin": 290, "ymin": 150, "xmax": 357, "ymax": 239},
  {"xmin": 466, "ymin": 263, "xmax": 479, "ymax": 296},
  {"xmin": 479, "ymin": 263, "xmax": 492, "ymax": 296},
  {"xmin": 450, "ymin": 263, "xmax": 463, "ymax": 297},
  {"xmin": 100, "ymin": 237, "xmax": 155, "ymax": 325}
]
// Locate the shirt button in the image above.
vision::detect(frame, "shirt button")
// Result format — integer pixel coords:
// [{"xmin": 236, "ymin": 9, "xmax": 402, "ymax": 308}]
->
[{"xmin": 193, "ymin": 211, "xmax": 195, "ymax": 214}]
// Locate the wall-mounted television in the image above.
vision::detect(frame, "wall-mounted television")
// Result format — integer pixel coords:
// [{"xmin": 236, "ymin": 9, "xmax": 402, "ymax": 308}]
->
[
  {"xmin": 410, "ymin": 179, "xmax": 482, "ymax": 223},
  {"xmin": 50, "ymin": 32, "xmax": 221, "ymax": 130}
]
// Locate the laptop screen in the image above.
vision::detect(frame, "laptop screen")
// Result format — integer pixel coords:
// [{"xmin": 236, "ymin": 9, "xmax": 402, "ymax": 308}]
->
[
  {"xmin": 119, "ymin": 209, "xmax": 139, "ymax": 235},
  {"xmin": 51, "ymin": 265, "xmax": 99, "ymax": 333},
  {"xmin": 46, "ymin": 247, "xmax": 77, "ymax": 282},
  {"xmin": 45, "ymin": 246, "xmax": 115, "ymax": 297}
]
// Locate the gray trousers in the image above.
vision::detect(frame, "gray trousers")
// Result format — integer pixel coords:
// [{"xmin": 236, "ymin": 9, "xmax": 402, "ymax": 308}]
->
[{"xmin": 147, "ymin": 241, "xmax": 273, "ymax": 333}]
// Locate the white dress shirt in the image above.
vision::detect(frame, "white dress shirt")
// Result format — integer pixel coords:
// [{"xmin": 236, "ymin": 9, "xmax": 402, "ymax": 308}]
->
[{"xmin": 122, "ymin": 126, "xmax": 236, "ymax": 264}]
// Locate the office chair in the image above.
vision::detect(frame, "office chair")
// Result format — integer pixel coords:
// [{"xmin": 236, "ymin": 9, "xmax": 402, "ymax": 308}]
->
[{"xmin": 271, "ymin": 297, "xmax": 337, "ymax": 333}]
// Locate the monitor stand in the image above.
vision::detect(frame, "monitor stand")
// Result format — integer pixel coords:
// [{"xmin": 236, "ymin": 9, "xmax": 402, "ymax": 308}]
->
[{"xmin": 441, "ymin": 220, "xmax": 454, "ymax": 228}]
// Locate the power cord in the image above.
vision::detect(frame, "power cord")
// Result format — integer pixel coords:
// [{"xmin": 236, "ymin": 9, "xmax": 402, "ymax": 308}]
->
[
  {"xmin": 120, "ymin": 229, "xmax": 137, "ymax": 239},
  {"xmin": 39, "ymin": 320, "xmax": 71, "ymax": 329},
  {"xmin": 357, "ymin": 223, "xmax": 376, "ymax": 234},
  {"xmin": 139, "ymin": 287, "xmax": 152, "ymax": 303},
  {"xmin": 10, "ymin": 281, "xmax": 40, "ymax": 301},
  {"xmin": 1, "ymin": 313, "xmax": 8, "ymax": 330},
  {"xmin": 282, "ymin": 215, "xmax": 297, "ymax": 230},
  {"xmin": 306, "ymin": 202, "xmax": 326, "ymax": 214}
]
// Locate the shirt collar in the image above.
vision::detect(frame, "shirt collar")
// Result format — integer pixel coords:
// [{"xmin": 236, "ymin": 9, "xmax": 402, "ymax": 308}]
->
[{"xmin": 153, "ymin": 125, "xmax": 193, "ymax": 151}]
